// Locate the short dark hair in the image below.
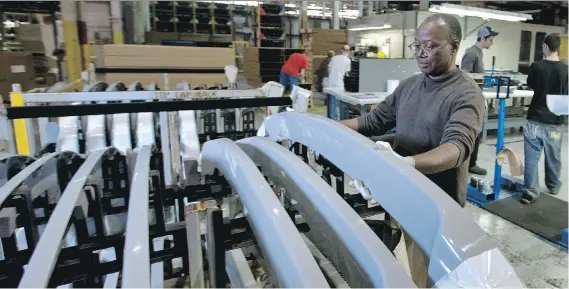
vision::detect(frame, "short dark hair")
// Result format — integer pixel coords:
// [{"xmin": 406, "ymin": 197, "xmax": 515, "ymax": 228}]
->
[
  {"xmin": 544, "ymin": 33, "xmax": 561, "ymax": 52},
  {"xmin": 476, "ymin": 36, "xmax": 491, "ymax": 42},
  {"xmin": 422, "ymin": 13, "xmax": 462, "ymax": 43}
]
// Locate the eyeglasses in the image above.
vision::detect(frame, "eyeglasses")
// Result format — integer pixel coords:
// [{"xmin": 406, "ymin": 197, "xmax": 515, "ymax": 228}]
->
[{"xmin": 408, "ymin": 42, "xmax": 449, "ymax": 55}]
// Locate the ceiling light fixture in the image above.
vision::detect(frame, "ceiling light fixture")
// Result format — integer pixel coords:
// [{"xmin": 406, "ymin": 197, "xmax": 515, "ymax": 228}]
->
[
  {"xmin": 429, "ymin": 3, "xmax": 533, "ymax": 22},
  {"xmin": 348, "ymin": 24, "xmax": 392, "ymax": 31}
]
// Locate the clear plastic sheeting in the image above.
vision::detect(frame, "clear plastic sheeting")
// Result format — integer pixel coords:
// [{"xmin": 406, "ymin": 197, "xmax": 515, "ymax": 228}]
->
[
  {"xmin": 86, "ymin": 115, "xmax": 107, "ymax": 154},
  {"xmin": 56, "ymin": 116, "xmax": 79, "ymax": 153},
  {"xmin": 112, "ymin": 114, "xmax": 132, "ymax": 155},
  {"xmin": 136, "ymin": 112, "xmax": 155, "ymax": 146},
  {"xmin": 435, "ymin": 248, "xmax": 525, "ymax": 288},
  {"xmin": 546, "ymin": 94, "xmax": 569, "ymax": 116}
]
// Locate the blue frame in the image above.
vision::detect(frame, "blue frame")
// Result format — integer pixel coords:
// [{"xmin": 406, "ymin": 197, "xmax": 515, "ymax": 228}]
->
[{"xmin": 467, "ymin": 76, "xmax": 522, "ymax": 206}]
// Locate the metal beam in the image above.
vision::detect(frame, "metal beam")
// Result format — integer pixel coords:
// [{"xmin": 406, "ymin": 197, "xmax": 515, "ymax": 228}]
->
[
  {"xmin": 236, "ymin": 137, "xmax": 415, "ymax": 288},
  {"xmin": 200, "ymin": 138, "xmax": 329, "ymax": 288},
  {"xmin": 122, "ymin": 145, "xmax": 153, "ymax": 288},
  {"xmin": 18, "ymin": 148, "xmax": 110, "ymax": 288},
  {"xmin": 261, "ymin": 112, "xmax": 519, "ymax": 285}
]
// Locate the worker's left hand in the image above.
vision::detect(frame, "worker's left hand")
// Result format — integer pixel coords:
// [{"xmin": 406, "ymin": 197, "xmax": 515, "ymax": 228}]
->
[{"xmin": 375, "ymin": 141, "xmax": 415, "ymax": 168}]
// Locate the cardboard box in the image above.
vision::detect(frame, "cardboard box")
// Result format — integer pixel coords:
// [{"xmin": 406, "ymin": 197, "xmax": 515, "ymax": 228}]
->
[
  {"xmin": 15, "ymin": 24, "xmax": 43, "ymax": 41},
  {"xmin": 20, "ymin": 40, "xmax": 46, "ymax": 54},
  {"xmin": 0, "ymin": 52, "xmax": 36, "ymax": 101}
]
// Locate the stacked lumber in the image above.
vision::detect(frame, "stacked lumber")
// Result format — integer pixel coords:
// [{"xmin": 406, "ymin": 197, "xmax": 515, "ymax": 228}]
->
[{"xmin": 95, "ymin": 44, "xmax": 234, "ymax": 86}]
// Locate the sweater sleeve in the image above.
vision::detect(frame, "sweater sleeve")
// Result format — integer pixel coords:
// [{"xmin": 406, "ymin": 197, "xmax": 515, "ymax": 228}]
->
[
  {"xmin": 440, "ymin": 90, "xmax": 485, "ymax": 167},
  {"xmin": 357, "ymin": 90, "xmax": 397, "ymax": 136}
]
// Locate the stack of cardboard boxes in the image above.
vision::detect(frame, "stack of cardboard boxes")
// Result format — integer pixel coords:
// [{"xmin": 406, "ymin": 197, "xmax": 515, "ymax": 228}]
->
[
  {"xmin": 301, "ymin": 29, "xmax": 347, "ymax": 84},
  {"xmin": 0, "ymin": 52, "xmax": 36, "ymax": 105},
  {"xmin": 95, "ymin": 44, "xmax": 234, "ymax": 87},
  {"xmin": 242, "ymin": 47, "xmax": 262, "ymax": 88},
  {"xmin": 15, "ymin": 24, "xmax": 45, "ymax": 54}
]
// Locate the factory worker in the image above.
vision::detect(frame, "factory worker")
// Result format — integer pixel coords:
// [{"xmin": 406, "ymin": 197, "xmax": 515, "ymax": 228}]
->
[
  {"xmin": 341, "ymin": 13, "xmax": 484, "ymax": 207},
  {"xmin": 521, "ymin": 33, "xmax": 568, "ymax": 204},
  {"xmin": 340, "ymin": 13, "xmax": 485, "ymax": 287},
  {"xmin": 460, "ymin": 26, "xmax": 500, "ymax": 176},
  {"xmin": 280, "ymin": 50, "xmax": 309, "ymax": 93},
  {"xmin": 326, "ymin": 45, "xmax": 352, "ymax": 120}
]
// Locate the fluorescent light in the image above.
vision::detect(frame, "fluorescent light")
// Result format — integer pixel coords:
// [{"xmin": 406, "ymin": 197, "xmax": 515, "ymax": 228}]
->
[
  {"xmin": 429, "ymin": 3, "xmax": 533, "ymax": 22},
  {"xmin": 348, "ymin": 24, "xmax": 392, "ymax": 31}
]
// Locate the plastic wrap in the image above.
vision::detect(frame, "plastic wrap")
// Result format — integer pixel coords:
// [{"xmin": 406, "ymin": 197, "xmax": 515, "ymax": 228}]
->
[
  {"xmin": 179, "ymin": 111, "xmax": 200, "ymax": 159},
  {"xmin": 56, "ymin": 116, "xmax": 79, "ymax": 153},
  {"xmin": 546, "ymin": 94, "xmax": 569, "ymax": 116},
  {"xmin": 111, "ymin": 113, "xmax": 132, "ymax": 154},
  {"xmin": 435, "ymin": 248, "xmax": 525, "ymax": 288},
  {"xmin": 86, "ymin": 115, "xmax": 106, "ymax": 154},
  {"xmin": 136, "ymin": 112, "xmax": 155, "ymax": 146}
]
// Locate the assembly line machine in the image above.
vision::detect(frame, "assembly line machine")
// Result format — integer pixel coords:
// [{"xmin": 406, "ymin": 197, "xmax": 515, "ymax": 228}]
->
[{"xmin": 0, "ymin": 74, "xmax": 525, "ymax": 288}]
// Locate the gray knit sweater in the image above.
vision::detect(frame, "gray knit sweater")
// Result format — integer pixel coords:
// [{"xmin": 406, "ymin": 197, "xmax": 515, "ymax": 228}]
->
[{"xmin": 358, "ymin": 70, "xmax": 485, "ymax": 206}]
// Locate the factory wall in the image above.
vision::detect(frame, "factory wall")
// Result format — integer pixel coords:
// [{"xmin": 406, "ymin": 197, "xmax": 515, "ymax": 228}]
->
[
  {"xmin": 80, "ymin": 1, "xmax": 113, "ymax": 43},
  {"xmin": 417, "ymin": 11, "xmax": 567, "ymax": 72},
  {"xmin": 348, "ymin": 11, "xmax": 566, "ymax": 72}
]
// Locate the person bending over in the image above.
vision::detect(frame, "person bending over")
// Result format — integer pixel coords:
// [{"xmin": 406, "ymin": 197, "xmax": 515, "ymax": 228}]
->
[{"xmin": 280, "ymin": 50, "xmax": 309, "ymax": 93}]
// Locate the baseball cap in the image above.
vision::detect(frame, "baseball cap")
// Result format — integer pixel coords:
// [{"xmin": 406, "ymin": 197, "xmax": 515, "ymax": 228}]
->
[{"xmin": 478, "ymin": 26, "xmax": 499, "ymax": 38}]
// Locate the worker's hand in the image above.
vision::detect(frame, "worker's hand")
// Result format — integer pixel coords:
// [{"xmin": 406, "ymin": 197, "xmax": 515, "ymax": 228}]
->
[{"xmin": 375, "ymin": 141, "xmax": 415, "ymax": 168}]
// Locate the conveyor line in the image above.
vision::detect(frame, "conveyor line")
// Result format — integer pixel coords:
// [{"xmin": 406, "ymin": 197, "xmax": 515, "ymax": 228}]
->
[
  {"xmin": 237, "ymin": 137, "xmax": 415, "ymax": 288},
  {"xmin": 262, "ymin": 112, "xmax": 519, "ymax": 285},
  {"xmin": 200, "ymin": 138, "xmax": 329, "ymax": 288},
  {"xmin": 18, "ymin": 148, "xmax": 111, "ymax": 288}
]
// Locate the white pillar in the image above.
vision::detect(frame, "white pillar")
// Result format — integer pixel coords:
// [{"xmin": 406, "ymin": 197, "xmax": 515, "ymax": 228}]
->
[
  {"xmin": 332, "ymin": 0, "xmax": 340, "ymax": 29},
  {"xmin": 367, "ymin": 0, "xmax": 374, "ymax": 16},
  {"xmin": 300, "ymin": 0, "xmax": 308, "ymax": 29},
  {"xmin": 358, "ymin": 0, "xmax": 364, "ymax": 17},
  {"xmin": 420, "ymin": 0, "xmax": 429, "ymax": 10}
]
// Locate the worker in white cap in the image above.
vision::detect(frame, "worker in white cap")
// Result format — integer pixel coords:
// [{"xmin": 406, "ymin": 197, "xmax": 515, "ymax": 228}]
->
[{"xmin": 460, "ymin": 26, "xmax": 499, "ymax": 176}]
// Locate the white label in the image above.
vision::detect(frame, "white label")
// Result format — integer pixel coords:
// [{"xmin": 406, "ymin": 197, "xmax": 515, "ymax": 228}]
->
[{"xmin": 10, "ymin": 65, "xmax": 26, "ymax": 73}]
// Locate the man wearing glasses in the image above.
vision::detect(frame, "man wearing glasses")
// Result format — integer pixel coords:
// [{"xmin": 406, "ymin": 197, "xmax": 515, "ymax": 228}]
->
[
  {"xmin": 340, "ymin": 13, "xmax": 485, "ymax": 286},
  {"xmin": 340, "ymin": 14, "xmax": 484, "ymax": 207}
]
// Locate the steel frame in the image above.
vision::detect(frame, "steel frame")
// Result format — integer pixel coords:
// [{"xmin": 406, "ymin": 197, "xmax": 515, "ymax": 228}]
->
[
  {"xmin": 236, "ymin": 137, "xmax": 415, "ymax": 288},
  {"xmin": 262, "ymin": 112, "xmax": 517, "ymax": 285},
  {"xmin": 200, "ymin": 138, "xmax": 329, "ymax": 288}
]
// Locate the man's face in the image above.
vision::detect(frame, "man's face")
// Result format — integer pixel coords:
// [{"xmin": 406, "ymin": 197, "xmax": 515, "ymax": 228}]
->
[
  {"xmin": 414, "ymin": 21, "xmax": 457, "ymax": 76},
  {"xmin": 482, "ymin": 36, "xmax": 495, "ymax": 49}
]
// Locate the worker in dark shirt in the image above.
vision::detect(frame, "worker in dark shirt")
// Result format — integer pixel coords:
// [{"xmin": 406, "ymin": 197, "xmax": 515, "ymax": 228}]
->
[
  {"xmin": 314, "ymin": 50, "xmax": 335, "ymax": 93},
  {"xmin": 340, "ymin": 14, "xmax": 484, "ymax": 286},
  {"xmin": 460, "ymin": 26, "xmax": 499, "ymax": 176},
  {"xmin": 521, "ymin": 33, "xmax": 568, "ymax": 204},
  {"xmin": 341, "ymin": 14, "xmax": 484, "ymax": 208}
]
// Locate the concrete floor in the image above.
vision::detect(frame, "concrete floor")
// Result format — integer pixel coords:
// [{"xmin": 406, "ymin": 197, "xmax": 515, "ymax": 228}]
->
[{"xmin": 308, "ymin": 99, "xmax": 568, "ymax": 288}]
